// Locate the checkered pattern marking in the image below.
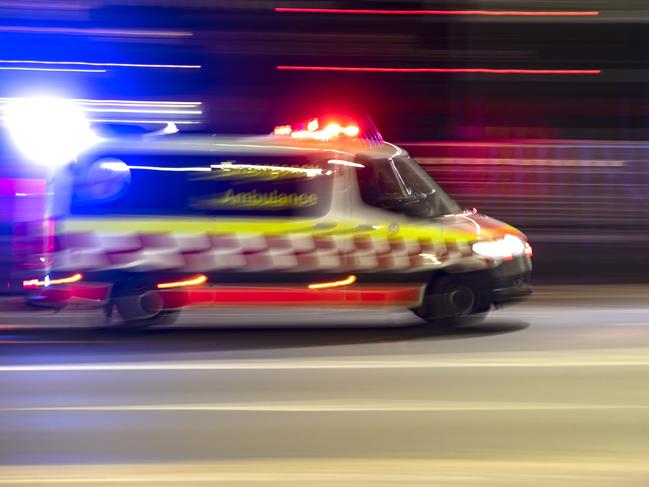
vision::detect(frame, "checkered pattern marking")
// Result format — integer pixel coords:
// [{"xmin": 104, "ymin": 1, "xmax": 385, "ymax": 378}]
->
[{"xmin": 53, "ymin": 232, "xmax": 479, "ymax": 272}]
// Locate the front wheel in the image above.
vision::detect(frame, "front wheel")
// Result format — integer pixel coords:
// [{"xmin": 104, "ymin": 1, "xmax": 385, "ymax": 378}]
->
[{"xmin": 414, "ymin": 275, "xmax": 490, "ymax": 327}]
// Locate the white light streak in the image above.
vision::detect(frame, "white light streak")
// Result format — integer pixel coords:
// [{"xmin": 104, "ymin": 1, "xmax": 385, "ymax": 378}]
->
[
  {"xmin": 83, "ymin": 107, "xmax": 202, "ymax": 115},
  {"xmin": 0, "ymin": 401, "xmax": 643, "ymax": 413},
  {"xmin": 0, "ymin": 59, "xmax": 201, "ymax": 69},
  {"xmin": 90, "ymin": 119, "xmax": 200, "ymax": 125},
  {"xmin": 0, "ymin": 67, "xmax": 105, "ymax": 73},
  {"xmin": 328, "ymin": 159, "xmax": 364, "ymax": 168},
  {"xmin": 126, "ymin": 165, "xmax": 211, "ymax": 172},
  {"xmin": 0, "ymin": 26, "xmax": 193, "ymax": 37},
  {"xmin": 4, "ymin": 348, "xmax": 649, "ymax": 372}
]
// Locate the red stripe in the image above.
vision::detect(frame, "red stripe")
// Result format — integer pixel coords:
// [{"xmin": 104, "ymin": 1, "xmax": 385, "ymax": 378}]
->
[
  {"xmin": 275, "ymin": 8, "xmax": 600, "ymax": 17},
  {"xmin": 161, "ymin": 286, "xmax": 423, "ymax": 308},
  {"xmin": 277, "ymin": 66, "xmax": 601, "ymax": 75},
  {"xmin": 32, "ymin": 284, "xmax": 423, "ymax": 308}
]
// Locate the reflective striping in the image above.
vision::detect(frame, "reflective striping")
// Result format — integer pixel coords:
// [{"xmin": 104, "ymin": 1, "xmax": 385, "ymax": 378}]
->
[
  {"xmin": 53, "ymin": 216, "xmax": 511, "ymax": 273},
  {"xmin": 61, "ymin": 218, "xmax": 323, "ymax": 234},
  {"xmin": 53, "ymin": 230, "xmax": 482, "ymax": 273}
]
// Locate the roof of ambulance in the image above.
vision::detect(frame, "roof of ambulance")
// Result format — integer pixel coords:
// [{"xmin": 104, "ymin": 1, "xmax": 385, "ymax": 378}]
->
[{"xmin": 86, "ymin": 133, "xmax": 403, "ymax": 160}]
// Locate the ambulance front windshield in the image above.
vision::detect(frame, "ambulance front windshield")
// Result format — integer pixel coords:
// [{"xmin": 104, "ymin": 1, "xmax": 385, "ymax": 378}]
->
[{"xmin": 357, "ymin": 156, "xmax": 462, "ymax": 218}]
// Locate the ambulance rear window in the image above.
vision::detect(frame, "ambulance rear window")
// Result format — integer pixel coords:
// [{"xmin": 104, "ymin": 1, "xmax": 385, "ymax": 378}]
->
[{"xmin": 70, "ymin": 154, "xmax": 334, "ymax": 218}]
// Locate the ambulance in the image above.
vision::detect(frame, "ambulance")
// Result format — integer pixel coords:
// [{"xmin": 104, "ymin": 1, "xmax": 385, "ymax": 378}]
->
[{"xmin": 14, "ymin": 105, "xmax": 532, "ymax": 328}]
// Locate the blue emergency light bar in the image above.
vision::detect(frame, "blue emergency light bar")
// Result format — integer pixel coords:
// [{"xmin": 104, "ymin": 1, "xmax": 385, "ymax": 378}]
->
[{"xmin": 3, "ymin": 97, "xmax": 98, "ymax": 166}]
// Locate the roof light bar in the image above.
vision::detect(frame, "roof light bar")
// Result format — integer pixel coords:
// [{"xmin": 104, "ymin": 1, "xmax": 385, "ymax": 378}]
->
[
  {"xmin": 273, "ymin": 118, "xmax": 361, "ymax": 141},
  {"xmin": 273, "ymin": 125, "xmax": 292, "ymax": 135},
  {"xmin": 307, "ymin": 118, "xmax": 319, "ymax": 131}
]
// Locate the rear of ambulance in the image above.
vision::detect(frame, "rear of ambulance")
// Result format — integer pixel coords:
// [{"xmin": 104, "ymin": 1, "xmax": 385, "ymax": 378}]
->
[{"xmin": 0, "ymin": 147, "xmax": 51, "ymax": 294}]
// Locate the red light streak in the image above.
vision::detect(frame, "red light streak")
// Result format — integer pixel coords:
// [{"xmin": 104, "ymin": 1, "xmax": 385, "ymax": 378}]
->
[
  {"xmin": 277, "ymin": 66, "xmax": 601, "ymax": 75},
  {"xmin": 275, "ymin": 8, "xmax": 599, "ymax": 17},
  {"xmin": 275, "ymin": 119, "xmax": 361, "ymax": 140},
  {"xmin": 159, "ymin": 286, "xmax": 423, "ymax": 308}
]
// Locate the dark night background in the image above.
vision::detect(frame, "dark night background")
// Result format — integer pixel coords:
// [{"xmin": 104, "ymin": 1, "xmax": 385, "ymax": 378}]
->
[{"xmin": 2, "ymin": 0, "xmax": 649, "ymax": 281}]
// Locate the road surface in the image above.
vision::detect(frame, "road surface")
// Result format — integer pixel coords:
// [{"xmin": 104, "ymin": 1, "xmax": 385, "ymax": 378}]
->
[{"xmin": 1, "ymin": 285, "xmax": 649, "ymax": 486}]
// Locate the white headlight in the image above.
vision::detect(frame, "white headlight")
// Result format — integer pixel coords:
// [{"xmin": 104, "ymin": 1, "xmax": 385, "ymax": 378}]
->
[
  {"xmin": 3, "ymin": 97, "xmax": 98, "ymax": 166},
  {"xmin": 472, "ymin": 235, "xmax": 526, "ymax": 260}
]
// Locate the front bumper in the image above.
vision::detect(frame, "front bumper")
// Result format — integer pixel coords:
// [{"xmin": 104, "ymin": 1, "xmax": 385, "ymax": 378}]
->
[{"xmin": 490, "ymin": 255, "xmax": 533, "ymax": 304}]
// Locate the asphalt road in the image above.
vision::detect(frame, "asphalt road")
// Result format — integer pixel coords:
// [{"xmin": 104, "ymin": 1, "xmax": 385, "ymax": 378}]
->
[{"xmin": 1, "ymin": 286, "xmax": 649, "ymax": 486}]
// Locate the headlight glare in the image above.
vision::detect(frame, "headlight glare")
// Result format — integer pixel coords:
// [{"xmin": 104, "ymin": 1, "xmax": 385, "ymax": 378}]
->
[{"xmin": 472, "ymin": 235, "xmax": 528, "ymax": 260}]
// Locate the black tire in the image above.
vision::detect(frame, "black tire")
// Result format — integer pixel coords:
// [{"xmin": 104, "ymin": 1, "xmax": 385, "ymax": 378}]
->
[
  {"xmin": 111, "ymin": 278, "xmax": 181, "ymax": 329},
  {"xmin": 414, "ymin": 274, "xmax": 490, "ymax": 327},
  {"xmin": 119, "ymin": 309, "xmax": 181, "ymax": 329}
]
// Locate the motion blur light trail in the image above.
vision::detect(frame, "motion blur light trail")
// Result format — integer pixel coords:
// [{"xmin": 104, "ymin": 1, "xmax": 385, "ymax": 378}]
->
[
  {"xmin": 277, "ymin": 66, "xmax": 602, "ymax": 75},
  {"xmin": 0, "ymin": 97, "xmax": 204, "ymax": 126},
  {"xmin": 0, "ymin": 26, "xmax": 193, "ymax": 37},
  {"xmin": 89, "ymin": 119, "xmax": 200, "ymax": 125},
  {"xmin": 0, "ymin": 460, "xmax": 647, "ymax": 487},
  {"xmin": 275, "ymin": 8, "xmax": 600, "ymax": 17},
  {"xmin": 0, "ymin": 67, "xmax": 105, "ymax": 73},
  {"xmin": 0, "ymin": 98, "xmax": 203, "ymax": 107},
  {"xmin": 0, "ymin": 59, "xmax": 201, "ymax": 69}
]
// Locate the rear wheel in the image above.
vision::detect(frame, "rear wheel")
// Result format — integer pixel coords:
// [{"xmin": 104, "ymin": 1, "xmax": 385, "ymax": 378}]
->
[
  {"xmin": 117, "ymin": 309, "xmax": 181, "ymax": 329},
  {"xmin": 110, "ymin": 279, "xmax": 181, "ymax": 329},
  {"xmin": 414, "ymin": 274, "xmax": 490, "ymax": 327}
]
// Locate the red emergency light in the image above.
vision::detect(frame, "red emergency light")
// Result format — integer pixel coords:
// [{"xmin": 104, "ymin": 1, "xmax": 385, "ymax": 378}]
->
[{"xmin": 273, "ymin": 118, "xmax": 360, "ymax": 141}]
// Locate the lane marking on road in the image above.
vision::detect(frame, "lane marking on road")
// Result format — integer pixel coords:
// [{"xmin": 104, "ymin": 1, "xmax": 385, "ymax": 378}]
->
[
  {"xmin": 0, "ymin": 401, "xmax": 646, "ymax": 413},
  {"xmin": 3, "ymin": 348, "xmax": 649, "ymax": 372},
  {"xmin": 1, "ymin": 458, "xmax": 649, "ymax": 485}
]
